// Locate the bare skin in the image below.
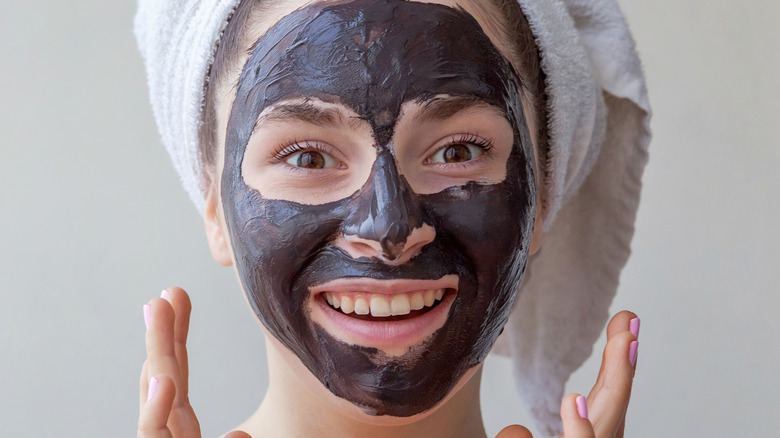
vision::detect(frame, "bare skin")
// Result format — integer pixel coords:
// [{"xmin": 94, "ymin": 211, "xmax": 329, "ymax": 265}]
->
[{"xmin": 138, "ymin": 287, "xmax": 639, "ymax": 437}]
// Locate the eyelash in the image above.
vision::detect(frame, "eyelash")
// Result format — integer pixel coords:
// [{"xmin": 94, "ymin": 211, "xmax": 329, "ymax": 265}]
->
[
  {"xmin": 428, "ymin": 133, "xmax": 495, "ymax": 165},
  {"xmin": 269, "ymin": 133, "xmax": 494, "ymax": 166},
  {"xmin": 446, "ymin": 133, "xmax": 494, "ymax": 152},
  {"xmin": 270, "ymin": 139, "xmax": 331, "ymax": 163}
]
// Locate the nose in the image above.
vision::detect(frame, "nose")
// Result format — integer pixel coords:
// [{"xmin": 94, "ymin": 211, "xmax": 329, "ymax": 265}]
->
[{"xmin": 337, "ymin": 148, "xmax": 435, "ymax": 265}]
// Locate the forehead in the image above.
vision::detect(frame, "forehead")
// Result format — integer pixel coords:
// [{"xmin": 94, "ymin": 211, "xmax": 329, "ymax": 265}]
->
[
  {"xmin": 251, "ymin": 0, "xmax": 503, "ymax": 50},
  {"xmin": 231, "ymin": 0, "xmax": 518, "ymax": 145}
]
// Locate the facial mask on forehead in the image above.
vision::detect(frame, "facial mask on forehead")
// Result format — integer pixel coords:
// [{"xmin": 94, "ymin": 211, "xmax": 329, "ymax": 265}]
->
[{"xmin": 222, "ymin": 0, "xmax": 536, "ymax": 416}]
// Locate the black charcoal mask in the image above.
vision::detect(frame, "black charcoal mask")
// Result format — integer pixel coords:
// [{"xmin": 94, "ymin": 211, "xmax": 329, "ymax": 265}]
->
[{"xmin": 222, "ymin": 0, "xmax": 536, "ymax": 417}]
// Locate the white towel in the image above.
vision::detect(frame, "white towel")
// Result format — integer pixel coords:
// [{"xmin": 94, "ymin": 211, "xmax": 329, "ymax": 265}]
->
[
  {"xmin": 134, "ymin": 0, "xmax": 651, "ymax": 434},
  {"xmin": 134, "ymin": 0, "xmax": 241, "ymax": 212},
  {"xmin": 489, "ymin": 1, "xmax": 650, "ymax": 434}
]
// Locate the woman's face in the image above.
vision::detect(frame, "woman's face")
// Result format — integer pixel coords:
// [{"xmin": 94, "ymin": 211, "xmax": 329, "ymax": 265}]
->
[{"xmin": 210, "ymin": 0, "xmax": 538, "ymax": 418}]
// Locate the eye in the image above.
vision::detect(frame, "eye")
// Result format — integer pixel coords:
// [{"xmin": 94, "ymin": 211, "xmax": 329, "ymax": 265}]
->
[
  {"xmin": 427, "ymin": 134, "xmax": 493, "ymax": 164},
  {"xmin": 285, "ymin": 150, "xmax": 339, "ymax": 169},
  {"xmin": 431, "ymin": 144, "xmax": 479, "ymax": 163},
  {"xmin": 274, "ymin": 141, "xmax": 341, "ymax": 169}
]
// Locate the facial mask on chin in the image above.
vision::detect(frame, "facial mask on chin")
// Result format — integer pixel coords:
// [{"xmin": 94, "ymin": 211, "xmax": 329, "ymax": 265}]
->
[{"xmin": 222, "ymin": 0, "xmax": 536, "ymax": 417}]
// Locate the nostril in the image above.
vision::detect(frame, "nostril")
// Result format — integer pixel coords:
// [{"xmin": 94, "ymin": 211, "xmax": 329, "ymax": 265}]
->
[
  {"xmin": 337, "ymin": 228, "xmax": 433, "ymax": 265},
  {"xmin": 379, "ymin": 239, "xmax": 404, "ymax": 260}
]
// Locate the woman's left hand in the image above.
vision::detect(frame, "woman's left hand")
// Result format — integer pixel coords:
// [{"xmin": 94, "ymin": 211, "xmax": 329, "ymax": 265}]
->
[{"xmin": 496, "ymin": 311, "xmax": 640, "ymax": 438}]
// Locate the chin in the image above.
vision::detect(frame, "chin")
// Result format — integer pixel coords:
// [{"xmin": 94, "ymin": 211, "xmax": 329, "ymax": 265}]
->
[
  {"xmin": 340, "ymin": 365, "xmax": 482, "ymax": 427},
  {"xmin": 264, "ymin": 328, "xmax": 483, "ymax": 425}
]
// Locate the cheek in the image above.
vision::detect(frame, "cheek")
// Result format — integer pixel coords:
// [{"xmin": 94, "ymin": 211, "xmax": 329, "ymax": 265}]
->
[
  {"xmin": 419, "ymin": 143, "xmax": 536, "ymax": 281},
  {"xmin": 426, "ymin": 188, "xmax": 524, "ymax": 265}
]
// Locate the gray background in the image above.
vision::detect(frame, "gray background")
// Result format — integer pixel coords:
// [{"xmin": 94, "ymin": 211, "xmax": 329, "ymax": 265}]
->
[{"xmin": 1, "ymin": 0, "xmax": 778, "ymax": 436}]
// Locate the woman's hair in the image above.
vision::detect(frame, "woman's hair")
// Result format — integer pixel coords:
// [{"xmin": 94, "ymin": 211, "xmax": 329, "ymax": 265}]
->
[{"xmin": 198, "ymin": 0, "xmax": 548, "ymax": 191}]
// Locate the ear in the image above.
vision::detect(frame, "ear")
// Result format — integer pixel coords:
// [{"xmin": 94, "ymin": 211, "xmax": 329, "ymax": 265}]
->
[{"xmin": 204, "ymin": 185, "xmax": 233, "ymax": 266}]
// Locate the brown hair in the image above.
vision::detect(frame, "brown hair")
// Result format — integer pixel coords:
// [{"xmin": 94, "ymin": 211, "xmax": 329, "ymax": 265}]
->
[{"xmin": 198, "ymin": 0, "xmax": 548, "ymax": 191}]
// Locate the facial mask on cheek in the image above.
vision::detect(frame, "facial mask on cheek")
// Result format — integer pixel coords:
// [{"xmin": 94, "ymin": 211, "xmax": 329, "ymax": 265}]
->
[{"xmin": 222, "ymin": 0, "xmax": 536, "ymax": 416}]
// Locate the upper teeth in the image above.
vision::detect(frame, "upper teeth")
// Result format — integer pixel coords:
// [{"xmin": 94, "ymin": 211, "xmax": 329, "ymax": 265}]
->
[{"xmin": 323, "ymin": 289, "xmax": 446, "ymax": 317}]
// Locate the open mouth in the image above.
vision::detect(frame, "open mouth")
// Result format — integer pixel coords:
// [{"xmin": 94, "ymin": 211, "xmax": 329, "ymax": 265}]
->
[
  {"xmin": 308, "ymin": 276, "xmax": 459, "ymax": 351},
  {"xmin": 319, "ymin": 288, "xmax": 455, "ymax": 322}
]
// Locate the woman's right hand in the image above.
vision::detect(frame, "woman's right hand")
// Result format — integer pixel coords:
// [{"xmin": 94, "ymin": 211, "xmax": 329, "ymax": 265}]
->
[{"xmin": 137, "ymin": 287, "xmax": 251, "ymax": 438}]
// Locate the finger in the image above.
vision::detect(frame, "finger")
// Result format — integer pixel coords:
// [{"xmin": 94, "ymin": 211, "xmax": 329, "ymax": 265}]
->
[
  {"xmin": 615, "ymin": 419, "xmax": 626, "ymax": 438},
  {"xmin": 596, "ymin": 311, "xmax": 638, "ymax": 377},
  {"xmin": 592, "ymin": 311, "xmax": 637, "ymax": 390},
  {"xmin": 145, "ymin": 298, "xmax": 182, "ymax": 389},
  {"xmin": 587, "ymin": 333, "xmax": 636, "ymax": 436},
  {"xmin": 159, "ymin": 288, "xmax": 200, "ymax": 436},
  {"xmin": 606, "ymin": 311, "xmax": 638, "ymax": 340},
  {"xmin": 137, "ymin": 374, "xmax": 175, "ymax": 438},
  {"xmin": 162, "ymin": 287, "xmax": 192, "ymax": 395},
  {"xmin": 225, "ymin": 431, "xmax": 254, "ymax": 438},
  {"xmin": 139, "ymin": 359, "xmax": 149, "ymax": 412},
  {"xmin": 495, "ymin": 424, "xmax": 533, "ymax": 438},
  {"xmin": 587, "ymin": 313, "xmax": 639, "ymax": 437},
  {"xmin": 145, "ymin": 297, "xmax": 201, "ymax": 436},
  {"xmin": 560, "ymin": 393, "xmax": 595, "ymax": 438}
]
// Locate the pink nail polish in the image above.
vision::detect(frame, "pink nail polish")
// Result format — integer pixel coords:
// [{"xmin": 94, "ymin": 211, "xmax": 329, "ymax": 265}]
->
[
  {"xmin": 147, "ymin": 377, "xmax": 159, "ymax": 401},
  {"xmin": 629, "ymin": 340, "xmax": 639, "ymax": 366},
  {"xmin": 576, "ymin": 395, "xmax": 588, "ymax": 419},
  {"xmin": 143, "ymin": 304, "xmax": 151, "ymax": 331},
  {"xmin": 161, "ymin": 289, "xmax": 171, "ymax": 302},
  {"xmin": 630, "ymin": 317, "xmax": 640, "ymax": 339}
]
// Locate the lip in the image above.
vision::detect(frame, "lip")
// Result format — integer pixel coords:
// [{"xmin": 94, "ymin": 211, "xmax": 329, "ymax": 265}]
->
[{"xmin": 308, "ymin": 275, "xmax": 458, "ymax": 356}]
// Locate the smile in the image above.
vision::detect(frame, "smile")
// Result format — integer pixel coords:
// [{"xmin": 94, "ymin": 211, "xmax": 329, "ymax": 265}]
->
[
  {"xmin": 322, "ymin": 288, "xmax": 447, "ymax": 318},
  {"xmin": 309, "ymin": 276, "xmax": 459, "ymax": 355}
]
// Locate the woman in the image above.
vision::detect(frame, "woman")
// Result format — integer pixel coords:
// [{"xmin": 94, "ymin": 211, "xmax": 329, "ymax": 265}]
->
[{"xmin": 135, "ymin": 0, "xmax": 651, "ymax": 436}]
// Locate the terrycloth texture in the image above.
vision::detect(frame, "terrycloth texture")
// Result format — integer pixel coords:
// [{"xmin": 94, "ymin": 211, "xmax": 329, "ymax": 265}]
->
[
  {"xmin": 135, "ymin": 0, "xmax": 242, "ymax": 212},
  {"xmin": 134, "ymin": 0, "xmax": 650, "ymax": 435},
  {"xmin": 490, "ymin": 0, "xmax": 651, "ymax": 435}
]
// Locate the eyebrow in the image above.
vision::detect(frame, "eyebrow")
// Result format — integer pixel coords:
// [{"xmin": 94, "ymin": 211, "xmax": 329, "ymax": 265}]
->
[
  {"xmin": 253, "ymin": 96, "xmax": 505, "ymax": 133},
  {"xmin": 415, "ymin": 96, "xmax": 506, "ymax": 123},
  {"xmin": 254, "ymin": 102, "xmax": 365, "ymax": 130}
]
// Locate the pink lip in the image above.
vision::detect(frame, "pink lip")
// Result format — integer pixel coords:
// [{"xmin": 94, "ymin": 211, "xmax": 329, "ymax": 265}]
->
[{"xmin": 308, "ymin": 275, "xmax": 458, "ymax": 353}]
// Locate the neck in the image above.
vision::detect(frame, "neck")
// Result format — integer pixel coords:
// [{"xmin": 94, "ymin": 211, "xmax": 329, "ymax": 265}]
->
[{"xmin": 234, "ymin": 335, "xmax": 488, "ymax": 438}]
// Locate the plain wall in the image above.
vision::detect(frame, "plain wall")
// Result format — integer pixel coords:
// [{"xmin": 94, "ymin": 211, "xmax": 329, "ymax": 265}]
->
[{"xmin": 1, "ymin": 0, "xmax": 778, "ymax": 436}]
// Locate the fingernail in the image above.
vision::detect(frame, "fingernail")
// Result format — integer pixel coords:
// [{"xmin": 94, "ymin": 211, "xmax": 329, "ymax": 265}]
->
[
  {"xmin": 629, "ymin": 340, "xmax": 639, "ymax": 366},
  {"xmin": 147, "ymin": 377, "xmax": 159, "ymax": 401},
  {"xmin": 143, "ymin": 304, "xmax": 151, "ymax": 331},
  {"xmin": 630, "ymin": 317, "xmax": 641, "ymax": 339},
  {"xmin": 161, "ymin": 289, "xmax": 171, "ymax": 302},
  {"xmin": 576, "ymin": 395, "xmax": 588, "ymax": 419}
]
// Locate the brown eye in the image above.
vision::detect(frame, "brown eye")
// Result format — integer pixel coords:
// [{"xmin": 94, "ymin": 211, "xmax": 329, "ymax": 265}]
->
[
  {"xmin": 284, "ymin": 149, "xmax": 338, "ymax": 169},
  {"xmin": 443, "ymin": 144, "xmax": 472, "ymax": 163},
  {"xmin": 297, "ymin": 151, "xmax": 325, "ymax": 168},
  {"xmin": 430, "ymin": 142, "xmax": 484, "ymax": 164}
]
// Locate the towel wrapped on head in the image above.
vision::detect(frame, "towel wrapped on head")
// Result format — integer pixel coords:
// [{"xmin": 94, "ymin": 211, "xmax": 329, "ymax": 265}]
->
[{"xmin": 134, "ymin": 0, "xmax": 650, "ymax": 434}]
